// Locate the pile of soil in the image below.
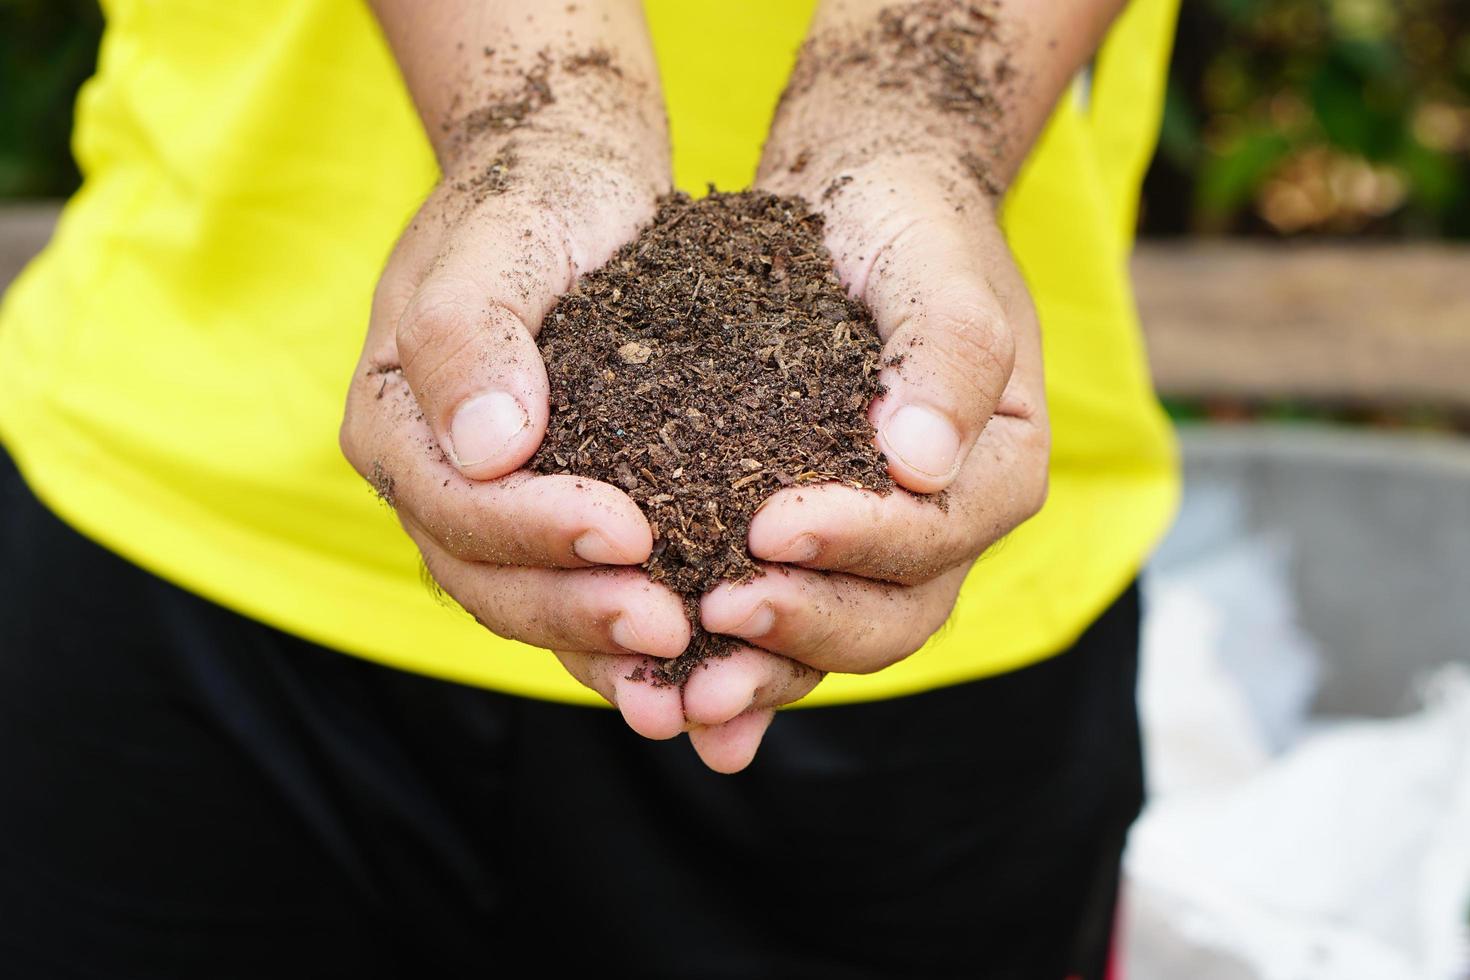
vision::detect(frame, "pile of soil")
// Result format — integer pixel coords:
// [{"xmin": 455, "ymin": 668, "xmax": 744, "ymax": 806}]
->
[{"xmin": 530, "ymin": 190, "xmax": 893, "ymax": 684}]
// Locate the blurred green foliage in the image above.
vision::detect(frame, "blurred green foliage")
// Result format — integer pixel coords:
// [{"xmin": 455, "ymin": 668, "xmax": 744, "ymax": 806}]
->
[
  {"xmin": 1, "ymin": 0, "xmax": 1467, "ymax": 239},
  {"xmin": 1144, "ymin": 0, "xmax": 1470, "ymax": 237},
  {"xmin": 0, "ymin": 0, "xmax": 103, "ymax": 198}
]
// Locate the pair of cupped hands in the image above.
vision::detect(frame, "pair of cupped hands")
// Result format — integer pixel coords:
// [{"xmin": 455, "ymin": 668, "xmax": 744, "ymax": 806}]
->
[{"xmin": 340, "ymin": 118, "xmax": 1050, "ymax": 774}]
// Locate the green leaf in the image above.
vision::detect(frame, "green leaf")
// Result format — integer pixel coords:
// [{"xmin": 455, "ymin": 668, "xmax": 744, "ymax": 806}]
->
[{"xmin": 1196, "ymin": 128, "xmax": 1295, "ymax": 217}]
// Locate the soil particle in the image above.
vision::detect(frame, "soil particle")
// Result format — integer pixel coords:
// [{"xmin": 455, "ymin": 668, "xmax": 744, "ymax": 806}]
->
[
  {"xmin": 875, "ymin": 1, "xmax": 1008, "ymax": 124},
  {"xmin": 563, "ymin": 46, "xmax": 621, "ymax": 76},
  {"xmin": 531, "ymin": 191, "xmax": 894, "ymax": 684},
  {"xmin": 960, "ymin": 151, "xmax": 1004, "ymax": 200},
  {"xmin": 453, "ymin": 147, "xmax": 519, "ymax": 203},
  {"xmin": 369, "ymin": 460, "xmax": 397, "ymax": 508},
  {"xmin": 822, "ymin": 175, "xmax": 854, "ymax": 202},
  {"xmin": 457, "ymin": 50, "xmax": 556, "ymax": 138}
]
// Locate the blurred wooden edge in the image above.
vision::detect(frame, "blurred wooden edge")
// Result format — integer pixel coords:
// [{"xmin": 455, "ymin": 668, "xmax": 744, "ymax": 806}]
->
[
  {"xmin": 3, "ymin": 204, "xmax": 1467, "ymax": 409},
  {"xmin": 1132, "ymin": 241, "xmax": 1470, "ymax": 412},
  {"xmin": 0, "ymin": 202, "xmax": 62, "ymax": 294}
]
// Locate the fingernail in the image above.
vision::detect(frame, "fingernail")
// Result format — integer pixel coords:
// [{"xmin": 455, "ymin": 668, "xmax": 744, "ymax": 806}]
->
[
  {"xmin": 880, "ymin": 404, "xmax": 961, "ymax": 478},
  {"xmin": 573, "ymin": 530, "xmax": 628, "ymax": 565},
  {"xmin": 728, "ymin": 602, "xmax": 775, "ymax": 640},
  {"xmin": 448, "ymin": 391, "xmax": 528, "ymax": 469},
  {"xmin": 765, "ymin": 533, "xmax": 821, "ymax": 564},
  {"xmin": 611, "ymin": 615, "xmax": 653, "ymax": 656}
]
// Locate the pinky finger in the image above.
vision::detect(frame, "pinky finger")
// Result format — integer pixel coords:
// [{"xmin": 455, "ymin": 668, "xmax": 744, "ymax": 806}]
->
[
  {"xmin": 688, "ymin": 709, "xmax": 776, "ymax": 775},
  {"xmin": 552, "ymin": 650, "xmax": 686, "ymax": 742}
]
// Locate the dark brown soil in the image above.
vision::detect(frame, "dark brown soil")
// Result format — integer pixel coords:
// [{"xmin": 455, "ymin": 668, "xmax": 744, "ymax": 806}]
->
[{"xmin": 530, "ymin": 190, "xmax": 893, "ymax": 684}]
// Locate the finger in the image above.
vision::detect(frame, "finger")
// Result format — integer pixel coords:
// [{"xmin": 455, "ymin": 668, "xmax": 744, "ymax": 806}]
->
[
  {"xmin": 680, "ymin": 645, "xmax": 824, "ymax": 727},
  {"xmin": 863, "ymin": 223, "xmax": 1012, "ymax": 494},
  {"xmin": 409, "ymin": 526, "xmax": 691, "ymax": 659},
  {"xmin": 746, "ymin": 415, "xmax": 1048, "ymax": 584},
  {"xmin": 701, "ymin": 565, "xmax": 967, "ymax": 674},
  {"xmin": 820, "ymin": 176, "xmax": 1019, "ymax": 493},
  {"xmin": 688, "ymin": 709, "xmax": 776, "ymax": 775},
  {"xmin": 553, "ymin": 650, "xmax": 687, "ymax": 741},
  {"xmin": 342, "ymin": 368, "xmax": 651, "ymax": 567},
  {"xmin": 392, "ymin": 207, "xmax": 575, "ymax": 481}
]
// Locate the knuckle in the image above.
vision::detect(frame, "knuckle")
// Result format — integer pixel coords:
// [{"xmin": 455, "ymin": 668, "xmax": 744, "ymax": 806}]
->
[
  {"xmin": 396, "ymin": 286, "xmax": 467, "ymax": 359},
  {"xmin": 396, "ymin": 288, "xmax": 483, "ymax": 396},
  {"xmin": 789, "ymin": 601, "xmax": 851, "ymax": 672},
  {"xmin": 535, "ymin": 568, "xmax": 612, "ymax": 650},
  {"xmin": 1021, "ymin": 467, "xmax": 1050, "ymax": 520},
  {"xmin": 1029, "ymin": 476, "xmax": 1050, "ymax": 519},
  {"xmin": 1017, "ymin": 426, "xmax": 1051, "ymax": 519},
  {"xmin": 899, "ymin": 614, "xmax": 948, "ymax": 663},
  {"xmin": 837, "ymin": 494, "xmax": 887, "ymax": 572},
  {"xmin": 338, "ymin": 411, "xmax": 365, "ymax": 471},
  {"xmin": 925, "ymin": 305, "xmax": 1014, "ymax": 404}
]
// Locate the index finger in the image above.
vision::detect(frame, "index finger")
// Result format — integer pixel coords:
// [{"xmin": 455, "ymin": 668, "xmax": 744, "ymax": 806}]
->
[
  {"xmin": 341, "ymin": 366, "xmax": 652, "ymax": 568},
  {"xmin": 746, "ymin": 412, "xmax": 1048, "ymax": 584}
]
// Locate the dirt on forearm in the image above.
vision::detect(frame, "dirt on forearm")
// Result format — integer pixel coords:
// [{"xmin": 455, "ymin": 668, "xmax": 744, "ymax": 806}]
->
[
  {"xmin": 440, "ymin": 42, "xmax": 662, "ymax": 210},
  {"xmin": 530, "ymin": 190, "xmax": 894, "ymax": 685},
  {"xmin": 768, "ymin": 0, "xmax": 1019, "ymax": 199}
]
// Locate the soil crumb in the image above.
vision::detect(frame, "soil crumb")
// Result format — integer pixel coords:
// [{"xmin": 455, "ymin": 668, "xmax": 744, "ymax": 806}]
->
[
  {"xmin": 531, "ymin": 190, "xmax": 893, "ymax": 684},
  {"xmin": 453, "ymin": 148, "xmax": 518, "ymax": 204},
  {"xmin": 369, "ymin": 460, "xmax": 396, "ymax": 507},
  {"xmin": 458, "ymin": 50, "xmax": 556, "ymax": 138}
]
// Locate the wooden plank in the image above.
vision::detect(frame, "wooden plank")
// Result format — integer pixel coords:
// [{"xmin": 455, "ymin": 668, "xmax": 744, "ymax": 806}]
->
[
  {"xmin": 0, "ymin": 202, "xmax": 60, "ymax": 293},
  {"xmin": 1133, "ymin": 242, "xmax": 1470, "ymax": 410}
]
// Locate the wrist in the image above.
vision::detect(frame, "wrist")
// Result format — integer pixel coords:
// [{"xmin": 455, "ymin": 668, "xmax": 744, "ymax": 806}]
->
[
  {"xmin": 759, "ymin": 149, "xmax": 1000, "ymax": 225},
  {"xmin": 371, "ymin": 1, "xmax": 670, "ymax": 184},
  {"xmin": 434, "ymin": 51, "xmax": 669, "ymax": 186},
  {"xmin": 763, "ymin": 2, "xmax": 1021, "ymax": 199}
]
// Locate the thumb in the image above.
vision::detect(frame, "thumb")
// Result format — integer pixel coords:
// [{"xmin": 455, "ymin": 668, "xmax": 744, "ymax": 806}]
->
[
  {"xmin": 394, "ymin": 213, "xmax": 574, "ymax": 481},
  {"xmin": 864, "ymin": 220, "xmax": 1014, "ymax": 494}
]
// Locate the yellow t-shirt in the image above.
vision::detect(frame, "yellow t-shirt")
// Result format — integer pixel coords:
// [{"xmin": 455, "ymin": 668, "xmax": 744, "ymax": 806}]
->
[{"xmin": 0, "ymin": 0, "xmax": 1179, "ymax": 706}]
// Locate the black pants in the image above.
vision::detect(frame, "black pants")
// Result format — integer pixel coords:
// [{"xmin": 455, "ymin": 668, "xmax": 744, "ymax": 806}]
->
[{"xmin": 0, "ymin": 447, "xmax": 1142, "ymax": 979}]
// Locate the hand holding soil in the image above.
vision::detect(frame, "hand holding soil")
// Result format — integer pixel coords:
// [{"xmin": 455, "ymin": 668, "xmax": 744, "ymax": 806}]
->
[
  {"xmin": 700, "ymin": 160, "xmax": 1049, "ymax": 685},
  {"xmin": 341, "ymin": 34, "xmax": 825, "ymax": 773},
  {"xmin": 690, "ymin": 0, "xmax": 1052, "ymax": 690},
  {"xmin": 345, "ymin": 0, "xmax": 1054, "ymax": 774}
]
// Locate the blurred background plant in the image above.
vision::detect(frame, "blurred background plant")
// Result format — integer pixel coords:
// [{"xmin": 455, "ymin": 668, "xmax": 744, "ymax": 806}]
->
[
  {"xmin": 0, "ymin": 0, "xmax": 102, "ymax": 198},
  {"xmin": 2, "ymin": 0, "xmax": 1467, "ymax": 239},
  {"xmin": 1142, "ymin": 0, "xmax": 1470, "ymax": 238}
]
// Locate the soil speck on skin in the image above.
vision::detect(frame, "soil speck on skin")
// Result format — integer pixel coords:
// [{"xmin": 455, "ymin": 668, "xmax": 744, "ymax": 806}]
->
[
  {"xmin": 370, "ymin": 460, "xmax": 396, "ymax": 508},
  {"xmin": 564, "ymin": 46, "xmax": 621, "ymax": 76},
  {"xmin": 776, "ymin": 0, "xmax": 1017, "ymax": 197},
  {"xmin": 822, "ymin": 175, "xmax": 853, "ymax": 202},
  {"xmin": 453, "ymin": 147, "xmax": 518, "ymax": 203},
  {"xmin": 531, "ymin": 190, "xmax": 894, "ymax": 685},
  {"xmin": 456, "ymin": 50, "xmax": 556, "ymax": 138}
]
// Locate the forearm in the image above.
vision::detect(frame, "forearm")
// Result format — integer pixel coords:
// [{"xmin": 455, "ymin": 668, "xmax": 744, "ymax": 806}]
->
[
  {"xmin": 762, "ymin": 0, "xmax": 1126, "ymax": 195},
  {"xmin": 369, "ymin": 0, "xmax": 667, "ymax": 176}
]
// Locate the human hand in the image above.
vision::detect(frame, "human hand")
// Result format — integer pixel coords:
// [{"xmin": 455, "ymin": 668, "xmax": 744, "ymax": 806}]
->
[
  {"xmin": 342, "ymin": 27, "xmax": 820, "ymax": 771},
  {"xmin": 691, "ymin": 0, "xmax": 1068, "ymax": 686},
  {"xmin": 695, "ymin": 156, "xmax": 1050, "ymax": 679}
]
